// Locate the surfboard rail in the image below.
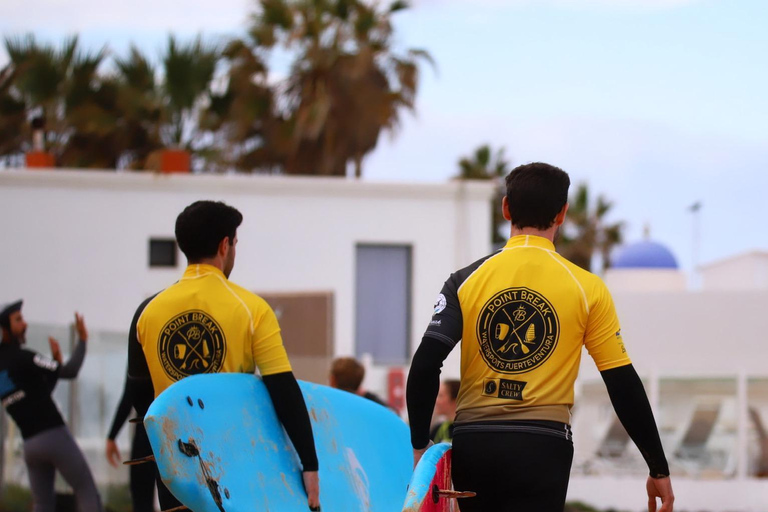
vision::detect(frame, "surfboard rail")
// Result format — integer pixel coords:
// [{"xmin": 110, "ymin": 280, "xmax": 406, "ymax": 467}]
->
[
  {"xmin": 144, "ymin": 373, "xmax": 412, "ymax": 512},
  {"xmin": 403, "ymin": 442, "xmax": 455, "ymax": 512}
]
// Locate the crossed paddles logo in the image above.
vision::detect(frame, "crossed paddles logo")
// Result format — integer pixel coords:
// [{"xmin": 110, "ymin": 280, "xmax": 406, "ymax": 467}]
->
[
  {"xmin": 476, "ymin": 287, "xmax": 559, "ymax": 374},
  {"xmin": 158, "ymin": 310, "xmax": 226, "ymax": 381}
]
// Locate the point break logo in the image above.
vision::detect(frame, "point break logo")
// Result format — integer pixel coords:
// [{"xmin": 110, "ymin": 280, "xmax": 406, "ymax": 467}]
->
[
  {"xmin": 476, "ymin": 287, "xmax": 559, "ymax": 374},
  {"xmin": 158, "ymin": 310, "xmax": 226, "ymax": 381}
]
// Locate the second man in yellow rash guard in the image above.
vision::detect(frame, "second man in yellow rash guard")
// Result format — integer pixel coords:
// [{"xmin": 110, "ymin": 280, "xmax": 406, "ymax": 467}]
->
[
  {"xmin": 407, "ymin": 163, "xmax": 674, "ymax": 512},
  {"xmin": 127, "ymin": 201, "xmax": 320, "ymax": 512}
]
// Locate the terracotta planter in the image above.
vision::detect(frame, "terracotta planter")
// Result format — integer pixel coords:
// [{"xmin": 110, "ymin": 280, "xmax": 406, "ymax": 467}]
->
[
  {"xmin": 25, "ymin": 152, "xmax": 55, "ymax": 168},
  {"xmin": 159, "ymin": 149, "xmax": 190, "ymax": 173}
]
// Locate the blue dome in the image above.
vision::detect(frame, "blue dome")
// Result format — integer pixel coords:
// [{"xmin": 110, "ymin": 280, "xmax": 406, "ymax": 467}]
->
[{"xmin": 613, "ymin": 240, "xmax": 678, "ymax": 269}]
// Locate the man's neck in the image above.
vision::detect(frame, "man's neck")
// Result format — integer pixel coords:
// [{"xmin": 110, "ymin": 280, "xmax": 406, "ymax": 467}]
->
[
  {"xmin": 188, "ymin": 258, "xmax": 224, "ymax": 272},
  {"xmin": 509, "ymin": 225, "xmax": 557, "ymax": 243}
]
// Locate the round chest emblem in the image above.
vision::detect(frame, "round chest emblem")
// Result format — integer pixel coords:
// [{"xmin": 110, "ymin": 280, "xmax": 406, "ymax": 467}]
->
[
  {"xmin": 476, "ymin": 288, "xmax": 559, "ymax": 374},
  {"xmin": 158, "ymin": 310, "xmax": 226, "ymax": 381}
]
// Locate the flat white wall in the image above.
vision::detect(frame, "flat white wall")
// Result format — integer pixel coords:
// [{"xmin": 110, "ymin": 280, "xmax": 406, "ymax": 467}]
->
[
  {"xmin": 569, "ymin": 476, "xmax": 768, "ymax": 512},
  {"xmin": 604, "ymin": 268, "xmax": 687, "ymax": 292},
  {"xmin": 0, "ymin": 169, "xmax": 494, "ymax": 367},
  {"xmin": 577, "ymin": 290, "xmax": 768, "ymax": 382},
  {"xmin": 571, "ymin": 287, "xmax": 768, "ymax": 511},
  {"xmin": 701, "ymin": 252, "xmax": 768, "ymax": 291}
]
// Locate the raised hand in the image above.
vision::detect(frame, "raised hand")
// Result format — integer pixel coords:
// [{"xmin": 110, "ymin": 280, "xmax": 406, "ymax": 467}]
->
[
  {"xmin": 74, "ymin": 312, "xmax": 88, "ymax": 342},
  {"xmin": 48, "ymin": 337, "xmax": 62, "ymax": 363}
]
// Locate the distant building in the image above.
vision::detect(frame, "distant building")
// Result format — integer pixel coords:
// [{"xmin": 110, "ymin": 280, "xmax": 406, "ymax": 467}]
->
[
  {"xmin": 571, "ymin": 238, "xmax": 768, "ymax": 512},
  {"xmin": 605, "ymin": 238, "xmax": 686, "ymax": 292},
  {"xmin": 700, "ymin": 251, "xmax": 768, "ymax": 291},
  {"xmin": 0, "ymin": 168, "xmax": 494, "ymax": 488}
]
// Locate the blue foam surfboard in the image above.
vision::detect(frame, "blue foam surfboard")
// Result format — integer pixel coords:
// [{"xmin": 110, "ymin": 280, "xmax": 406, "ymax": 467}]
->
[
  {"xmin": 402, "ymin": 443, "xmax": 453, "ymax": 512},
  {"xmin": 144, "ymin": 373, "xmax": 412, "ymax": 512}
]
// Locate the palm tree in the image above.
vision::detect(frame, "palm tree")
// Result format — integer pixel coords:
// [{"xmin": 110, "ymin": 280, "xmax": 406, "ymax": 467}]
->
[
  {"xmin": 112, "ymin": 46, "xmax": 164, "ymax": 169},
  {"xmin": 234, "ymin": 0, "xmax": 432, "ymax": 176},
  {"xmin": 557, "ymin": 183, "xmax": 624, "ymax": 272},
  {"xmin": 1, "ymin": 34, "xmax": 133, "ymax": 169},
  {"xmin": 161, "ymin": 35, "xmax": 219, "ymax": 150},
  {"xmin": 57, "ymin": 46, "xmax": 126, "ymax": 168},
  {"xmin": 456, "ymin": 144, "xmax": 510, "ymax": 247},
  {"xmin": 0, "ymin": 63, "xmax": 27, "ymax": 166},
  {"xmin": 1, "ymin": 34, "xmax": 79, "ymax": 160},
  {"xmin": 199, "ymin": 38, "xmax": 278, "ymax": 172}
]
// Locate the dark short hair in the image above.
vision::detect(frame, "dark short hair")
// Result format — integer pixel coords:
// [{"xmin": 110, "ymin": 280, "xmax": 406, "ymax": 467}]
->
[
  {"xmin": 0, "ymin": 300, "xmax": 22, "ymax": 331},
  {"xmin": 175, "ymin": 201, "xmax": 243, "ymax": 261},
  {"xmin": 505, "ymin": 163, "xmax": 570, "ymax": 230},
  {"xmin": 443, "ymin": 379, "xmax": 461, "ymax": 401},
  {"xmin": 330, "ymin": 357, "xmax": 365, "ymax": 392}
]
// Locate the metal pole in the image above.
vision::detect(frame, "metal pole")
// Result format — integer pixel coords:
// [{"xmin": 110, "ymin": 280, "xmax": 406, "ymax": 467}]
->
[
  {"xmin": 689, "ymin": 202, "xmax": 702, "ymax": 290},
  {"xmin": 737, "ymin": 371, "xmax": 749, "ymax": 480}
]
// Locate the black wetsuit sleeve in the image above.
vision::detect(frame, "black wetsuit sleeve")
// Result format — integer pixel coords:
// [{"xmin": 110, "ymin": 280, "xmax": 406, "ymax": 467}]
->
[
  {"xmin": 262, "ymin": 371, "xmax": 319, "ymax": 472},
  {"xmin": 58, "ymin": 340, "xmax": 86, "ymax": 379},
  {"xmin": 108, "ymin": 373, "xmax": 133, "ymax": 440},
  {"xmin": 127, "ymin": 296, "xmax": 156, "ymax": 418},
  {"xmin": 601, "ymin": 364, "xmax": 670, "ymax": 478},
  {"xmin": 407, "ymin": 271, "xmax": 465, "ymax": 450},
  {"xmin": 423, "ymin": 274, "xmax": 464, "ymax": 350},
  {"xmin": 407, "ymin": 337, "xmax": 454, "ymax": 450}
]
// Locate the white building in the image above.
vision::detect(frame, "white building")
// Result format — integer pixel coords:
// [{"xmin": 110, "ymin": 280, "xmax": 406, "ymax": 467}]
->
[
  {"xmin": 570, "ymin": 239, "xmax": 768, "ymax": 512},
  {"xmin": 3, "ymin": 168, "xmax": 768, "ymax": 511},
  {"xmin": 0, "ymin": 168, "xmax": 493, "ymax": 489}
]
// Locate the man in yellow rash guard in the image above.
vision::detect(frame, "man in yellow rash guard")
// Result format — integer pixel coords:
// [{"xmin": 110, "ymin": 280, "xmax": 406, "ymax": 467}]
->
[
  {"xmin": 407, "ymin": 163, "xmax": 674, "ymax": 512},
  {"xmin": 127, "ymin": 201, "xmax": 320, "ymax": 511}
]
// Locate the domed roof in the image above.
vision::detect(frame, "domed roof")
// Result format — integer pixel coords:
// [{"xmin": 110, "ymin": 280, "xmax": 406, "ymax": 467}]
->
[{"xmin": 613, "ymin": 240, "xmax": 678, "ymax": 269}]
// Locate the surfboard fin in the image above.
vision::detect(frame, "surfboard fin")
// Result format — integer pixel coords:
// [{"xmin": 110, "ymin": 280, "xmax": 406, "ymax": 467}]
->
[
  {"xmin": 437, "ymin": 490, "xmax": 476, "ymax": 499},
  {"xmin": 432, "ymin": 484, "xmax": 476, "ymax": 502},
  {"xmin": 123, "ymin": 455, "xmax": 155, "ymax": 466}
]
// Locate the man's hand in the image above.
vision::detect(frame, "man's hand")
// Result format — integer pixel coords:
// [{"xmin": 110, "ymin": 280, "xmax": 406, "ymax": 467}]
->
[
  {"xmin": 647, "ymin": 475, "xmax": 674, "ymax": 512},
  {"xmin": 105, "ymin": 439, "xmax": 122, "ymax": 468},
  {"xmin": 302, "ymin": 470, "xmax": 320, "ymax": 511},
  {"xmin": 49, "ymin": 337, "xmax": 62, "ymax": 364},
  {"xmin": 412, "ymin": 440, "xmax": 434, "ymax": 469},
  {"xmin": 74, "ymin": 312, "xmax": 88, "ymax": 342}
]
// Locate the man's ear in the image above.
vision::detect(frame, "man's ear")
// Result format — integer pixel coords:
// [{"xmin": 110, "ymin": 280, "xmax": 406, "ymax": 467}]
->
[
  {"xmin": 502, "ymin": 196, "xmax": 512, "ymax": 221},
  {"xmin": 218, "ymin": 236, "xmax": 230, "ymax": 257},
  {"xmin": 554, "ymin": 203, "xmax": 569, "ymax": 226}
]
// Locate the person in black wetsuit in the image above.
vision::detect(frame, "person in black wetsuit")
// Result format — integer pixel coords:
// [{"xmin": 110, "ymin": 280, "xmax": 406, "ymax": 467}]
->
[
  {"xmin": 0, "ymin": 300, "xmax": 102, "ymax": 512},
  {"xmin": 105, "ymin": 371, "xmax": 155, "ymax": 512},
  {"xmin": 407, "ymin": 163, "xmax": 674, "ymax": 512},
  {"xmin": 126, "ymin": 202, "xmax": 319, "ymax": 511}
]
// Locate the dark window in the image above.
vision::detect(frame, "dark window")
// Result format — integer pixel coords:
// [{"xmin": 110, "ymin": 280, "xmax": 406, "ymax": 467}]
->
[
  {"xmin": 355, "ymin": 244, "xmax": 412, "ymax": 364},
  {"xmin": 149, "ymin": 239, "xmax": 178, "ymax": 268}
]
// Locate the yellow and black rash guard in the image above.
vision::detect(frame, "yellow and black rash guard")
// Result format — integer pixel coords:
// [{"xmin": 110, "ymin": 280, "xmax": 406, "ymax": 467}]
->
[
  {"xmin": 425, "ymin": 235, "xmax": 630, "ymax": 424},
  {"xmin": 127, "ymin": 264, "xmax": 318, "ymax": 472},
  {"xmin": 136, "ymin": 264, "xmax": 292, "ymax": 397}
]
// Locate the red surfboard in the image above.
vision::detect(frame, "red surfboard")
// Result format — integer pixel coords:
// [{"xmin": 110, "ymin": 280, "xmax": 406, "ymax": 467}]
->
[{"xmin": 402, "ymin": 443, "xmax": 474, "ymax": 512}]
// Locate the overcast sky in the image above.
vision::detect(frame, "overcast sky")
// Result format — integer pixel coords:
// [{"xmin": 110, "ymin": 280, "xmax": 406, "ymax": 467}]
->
[{"xmin": 2, "ymin": 0, "xmax": 766, "ymax": 272}]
